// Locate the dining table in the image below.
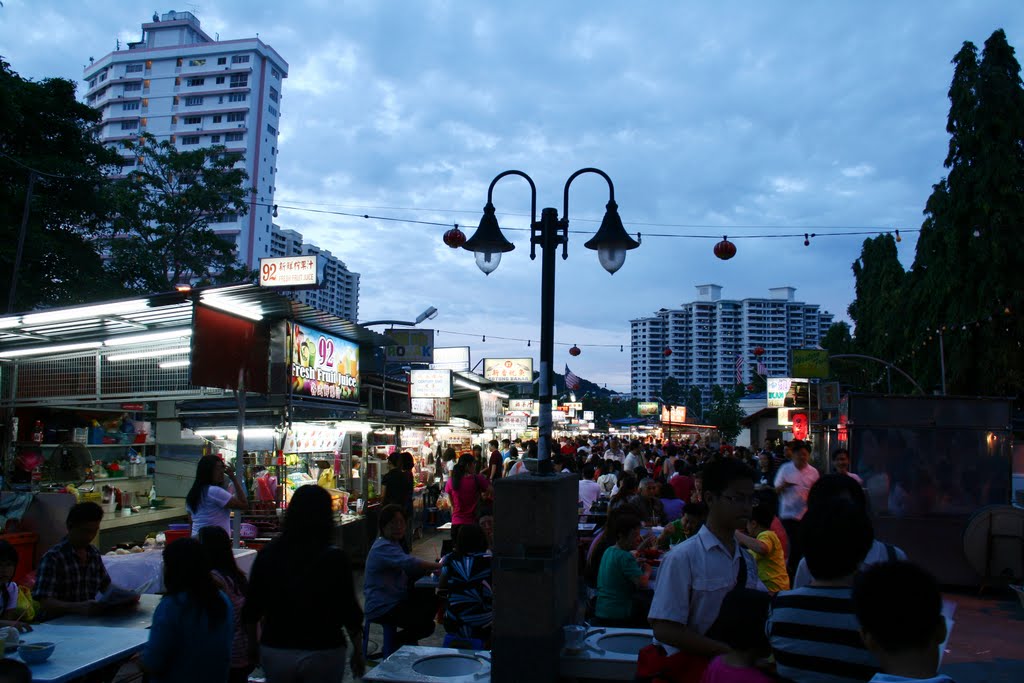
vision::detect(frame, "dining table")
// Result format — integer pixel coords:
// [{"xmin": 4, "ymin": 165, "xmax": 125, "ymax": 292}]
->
[
  {"xmin": 49, "ymin": 593, "xmax": 162, "ymax": 629},
  {"xmin": 5, "ymin": 623, "xmax": 149, "ymax": 683},
  {"xmin": 103, "ymin": 547, "xmax": 258, "ymax": 593}
]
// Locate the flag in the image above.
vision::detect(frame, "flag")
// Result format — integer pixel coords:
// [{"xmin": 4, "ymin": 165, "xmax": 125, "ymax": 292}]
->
[
  {"xmin": 757, "ymin": 360, "xmax": 766, "ymax": 376},
  {"xmin": 735, "ymin": 354, "xmax": 745, "ymax": 385},
  {"xmin": 564, "ymin": 364, "xmax": 581, "ymax": 391}
]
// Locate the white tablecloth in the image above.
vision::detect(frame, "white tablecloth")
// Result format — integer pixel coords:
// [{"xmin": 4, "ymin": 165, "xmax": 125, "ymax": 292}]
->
[{"xmin": 103, "ymin": 548, "xmax": 258, "ymax": 594}]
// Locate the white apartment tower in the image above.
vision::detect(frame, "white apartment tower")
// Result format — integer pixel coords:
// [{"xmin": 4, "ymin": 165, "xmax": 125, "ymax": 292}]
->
[
  {"xmin": 83, "ymin": 10, "xmax": 287, "ymax": 268},
  {"xmin": 270, "ymin": 226, "xmax": 360, "ymax": 321},
  {"xmin": 631, "ymin": 285, "xmax": 834, "ymax": 400}
]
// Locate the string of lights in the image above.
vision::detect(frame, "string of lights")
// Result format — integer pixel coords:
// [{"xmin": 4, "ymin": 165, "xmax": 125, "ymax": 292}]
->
[
  {"xmin": 891, "ymin": 299, "xmax": 1020, "ymax": 367},
  {"xmin": 427, "ymin": 327, "xmax": 627, "ymax": 352}
]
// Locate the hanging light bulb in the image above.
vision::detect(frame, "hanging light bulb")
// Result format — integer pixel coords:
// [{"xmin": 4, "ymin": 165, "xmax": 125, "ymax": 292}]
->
[
  {"xmin": 803, "ymin": 233, "xmax": 810, "ymax": 247},
  {"xmin": 527, "ymin": 339, "xmax": 531, "ymax": 347},
  {"xmin": 895, "ymin": 229, "xmax": 901, "ymax": 243},
  {"xmin": 272, "ymin": 204, "xmax": 278, "ymax": 218},
  {"xmin": 482, "ymin": 335, "xmax": 486, "ymax": 342}
]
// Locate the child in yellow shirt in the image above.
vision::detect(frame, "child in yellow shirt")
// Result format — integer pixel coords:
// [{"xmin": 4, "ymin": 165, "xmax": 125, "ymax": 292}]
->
[{"xmin": 736, "ymin": 501, "xmax": 790, "ymax": 594}]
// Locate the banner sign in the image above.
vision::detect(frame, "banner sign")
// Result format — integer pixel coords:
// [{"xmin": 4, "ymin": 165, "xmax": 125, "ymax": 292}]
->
[
  {"xmin": 661, "ymin": 405, "xmax": 688, "ymax": 424},
  {"xmin": 480, "ymin": 392, "xmax": 502, "ymax": 429},
  {"xmin": 499, "ymin": 414, "xmax": 529, "ymax": 430},
  {"xmin": 564, "ymin": 401, "xmax": 583, "ymax": 411},
  {"xmin": 819, "ymin": 382, "xmax": 841, "ymax": 410},
  {"xmin": 552, "ymin": 410, "xmax": 567, "ymax": 423},
  {"xmin": 768, "ymin": 378, "xmax": 808, "ymax": 408},
  {"xmin": 583, "ymin": 410, "xmax": 595, "ymax": 421},
  {"xmin": 508, "ymin": 399, "xmax": 533, "ymax": 415},
  {"xmin": 410, "ymin": 369, "xmax": 452, "ymax": 398},
  {"xmin": 791, "ymin": 348, "xmax": 830, "ymax": 379},
  {"xmin": 411, "ymin": 397, "xmax": 451, "ymax": 422},
  {"xmin": 531, "ymin": 400, "xmax": 556, "ymax": 417},
  {"xmin": 385, "ymin": 329, "xmax": 435, "ymax": 364},
  {"xmin": 483, "ymin": 357, "xmax": 533, "ymax": 383},
  {"xmin": 431, "ymin": 346, "xmax": 470, "ymax": 372},
  {"xmin": 637, "ymin": 401, "xmax": 659, "ymax": 417},
  {"xmin": 289, "ymin": 323, "xmax": 359, "ymax": 402},
  {"xmin": 260, "ymin": 256, "xmax": 321, "ymax": 289}
]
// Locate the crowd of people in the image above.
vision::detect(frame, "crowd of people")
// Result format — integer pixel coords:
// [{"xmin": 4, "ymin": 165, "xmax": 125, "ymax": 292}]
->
[{"xmin": 0, "ymin": 434, "xmax": 953, "ymax": 683}]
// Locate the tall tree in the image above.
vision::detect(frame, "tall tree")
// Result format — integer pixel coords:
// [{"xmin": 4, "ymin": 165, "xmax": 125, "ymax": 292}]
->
[
  {"xmin": 660, "ymin": 376, "xmax": 682, "ymax": 405},
  {"xmin": 0, "ymin": 59, "xmax": 121, "ymax": 311},
  {"xmin": 705, "ymin": 385, "xmax": 744, "ymax": 444},
  {"xmin": 106, "ymin": 133, "xmax": 253, "ymax": 292},
  {"xmin": 848, "ymin": 233, "xmax": 906, "ymax": 364}
]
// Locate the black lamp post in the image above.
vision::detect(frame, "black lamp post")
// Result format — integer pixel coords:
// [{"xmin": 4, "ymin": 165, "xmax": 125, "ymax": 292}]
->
[{"xmin": 463, "ymin": 168, "xmax": 639, "ymax": 474}]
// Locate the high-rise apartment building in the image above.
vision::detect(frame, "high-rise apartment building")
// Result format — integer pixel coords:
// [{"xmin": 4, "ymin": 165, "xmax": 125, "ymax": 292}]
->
[
  {"xmin": 631, "ymin": 285, "xmax": 834, "ymax": 400},
  {"xmin": 270, "ymin": 226, "xmax": 360, "ymax": 321},
  {"xmin": 83, "ymin": 10, "xmax": 287, "ymax": 268}
]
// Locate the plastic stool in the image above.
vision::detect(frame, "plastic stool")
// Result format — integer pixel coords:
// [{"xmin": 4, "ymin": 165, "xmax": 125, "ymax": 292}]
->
[
  {"xmin": 442, "ymin": 634, "xmax": 485, "ymax": 650},
  {"xmin": 362, "ymin": 617, "xmax": 398, "ymax": 659}
]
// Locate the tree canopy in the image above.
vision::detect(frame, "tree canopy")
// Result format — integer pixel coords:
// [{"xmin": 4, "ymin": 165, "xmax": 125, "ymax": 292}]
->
[
  {"xmin": 0, "ymin": 58, "xmax": 121, "ymax": 311},
  {"xmin": 106, "ymin": 132, "xmax": 254, "ymax": 292},
  {"xmin": 847, "ymin": 29, "xmax": 1024, "ymax": 397}
]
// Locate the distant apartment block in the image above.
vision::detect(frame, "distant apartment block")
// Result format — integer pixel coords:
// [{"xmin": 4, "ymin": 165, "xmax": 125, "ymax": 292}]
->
[
  {"xmin": 270, "ymin": 226, "xmax": 360, "ymax": 321},
  {"xmin": 631, "ymin": 285, "xmax": 834, "ymax": 400},
  {"xmin": 83, "ymin": 10, "xmax": 288, "ymax": 268}
]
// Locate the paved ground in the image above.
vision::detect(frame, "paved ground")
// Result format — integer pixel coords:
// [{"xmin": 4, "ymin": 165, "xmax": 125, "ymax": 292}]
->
[{"xmin": 259, "ymin": 528, "xmax": 1024, "ymax": 682}]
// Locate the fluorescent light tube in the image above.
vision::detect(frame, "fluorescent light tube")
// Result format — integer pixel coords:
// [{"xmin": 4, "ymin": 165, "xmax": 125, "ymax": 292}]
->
[
  {"xmin": 200, "ymin": 296, "xmax": 263, "ymax": 321},
  {"xmin": 105, "ymin": 329, "xmax": 192, "ymax": 346},
  {"xmin": 22, "ymin": 299, "xmax": 150, "ymax": 325},
  {"xmin": 454, "ymin": 378, "xmax": 481, "ymax": 391},
  {"xmin": 158, "ymin": 359, "xmax": 191, "ymax": 369},
  {"xmin": 0, "ymin": 317, "xmax": 21, "ymax": 329},
  {"xmin": 107, "ymin": 347, "xmax": 190, "ymax": 362},
  {"xmin": 0, "ymin": 341, "xmax": 103, "ymax": 358}
]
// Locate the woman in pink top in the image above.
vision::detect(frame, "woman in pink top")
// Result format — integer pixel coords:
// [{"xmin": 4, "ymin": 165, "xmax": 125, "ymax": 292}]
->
[{"xmin": 443, "ymin": 454, "xmax": 490, "ymax": 543}]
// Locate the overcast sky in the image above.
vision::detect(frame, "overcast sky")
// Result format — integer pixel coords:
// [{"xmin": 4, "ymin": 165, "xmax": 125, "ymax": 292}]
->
[{"xmin": 2, "ymin": 1, "xmax": 1021, "ymax": 392}]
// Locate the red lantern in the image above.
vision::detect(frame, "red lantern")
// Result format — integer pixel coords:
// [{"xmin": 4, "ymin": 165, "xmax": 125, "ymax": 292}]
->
[
  {"xmin": 713, "ymin": 236, "xmax": 736, "ymax": 260},
  {"xmin": 753, "ymin": 346, "xmax": 765, "ymax": 357},
  {"xmin": 569, "ymin": 345, "xmax": 581, "ymax": 357},
  {"xmin": 663, "ymin": 347, "xmax": 672, "ymax": 357},
  {"xmin": 791, "ymin": 412, "xmax": 809, "ymax": 440},
  {"xmin": 443, "ymin": 226, "xmax": 466, "ymax": 248},
  {"xmin": 746, "ymin": 384, "xmax": 755, "ymax": 391}
]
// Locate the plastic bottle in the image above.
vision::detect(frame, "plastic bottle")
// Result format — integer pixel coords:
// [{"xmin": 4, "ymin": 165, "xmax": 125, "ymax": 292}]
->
[
  {"xmin": 149, "ymin": 483, "xmax": 157, "ymax": 505},
  {"xmin": 32, "ymin": 420, "xmax": 44, "ymax": 444}
]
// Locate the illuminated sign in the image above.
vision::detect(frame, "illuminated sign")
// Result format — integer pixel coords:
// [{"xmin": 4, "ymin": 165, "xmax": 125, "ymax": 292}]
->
[
  {"xmin": 508, "ymin": 399, "xmax": 533, "ymax": 415},
  {"xmin": 660, "ymin": 405, "xmax": 688, "ymax": 424},
  {"xmin": 583, "ymin": 410, "xmax": 595, "ymax": 421},
  {"xmin": 767, "ymin": 378, "xmax": 808, "ymax": 408},
  {"xmin": 385, "ymin": 329, "xmax": 434, "ymax": 364},
  {"xmin": 431, "ymin": 346, "xmax": 470, "ymax": 372},
  {"xmin": 260, "ymin": 256, "xmax": 321, "ymax": 288},
  {"xmin": 289, "ymin": 323, "xmax": 359, "ymax": 402},
  {"xmin": 410, "ymin": 369, "xmax": 452, "ymax": 398},
  {"xmin": 637, "ymin": 401, "xmax": 659, "ymax": 417},
  {"xmin": 483, "ymin": 358, "xmax": 533, "ymax": 383},
  {"xmin": 791, "ymin": 349, "xmax": 830, "ymax": 379}
]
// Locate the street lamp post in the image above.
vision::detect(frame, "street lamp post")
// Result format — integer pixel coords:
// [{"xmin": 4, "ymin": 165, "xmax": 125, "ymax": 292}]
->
[{"xmin": 463, "ymin": 168, "xmax": 639, "ymax": 474}]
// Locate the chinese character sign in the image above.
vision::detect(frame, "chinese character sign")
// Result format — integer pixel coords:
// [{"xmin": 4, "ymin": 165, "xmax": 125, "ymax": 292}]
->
[
  {"xmin": 289, "ymin": 323, "xmax": 359, "ymax": 402},
  {"xmin": 483, "ymin": 358, "xmax": 534, "ymax": 383},
  {"xmin": 259, "ymin": 256, "xmax": 322, "ymax": 288}
]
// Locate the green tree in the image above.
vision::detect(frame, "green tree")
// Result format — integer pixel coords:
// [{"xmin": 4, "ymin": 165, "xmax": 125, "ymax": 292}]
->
[
  {"xmin": 106, "ymin": 133, "xmax": 253, "ymax": 292},
  {"xmin": 685, "ymin": 385, "xmax": 704, "ymax": 422},
  {"xmin": 660, "ymin": 376, "xmax": 682, "ymax": 405},
  {"xmin": 848, "ymin": 233, "xmax": 906, "ymax": 364},
  {"xmin": 705, "ymin": 385, "xmax": 744, "ymax": 444},
  {"xmin": 0, "ymin": 59, "xmax": 121, "ymax": 310}
]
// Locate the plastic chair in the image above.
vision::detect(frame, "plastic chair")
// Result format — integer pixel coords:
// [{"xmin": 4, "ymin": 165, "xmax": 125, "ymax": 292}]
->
[
  {"xmin": 362, "ymin": 616, "xmax": 397, "ymax": 659},
  {"xmin": 442, "ymin": 633, "xmax": 485, "ymax": 650}
]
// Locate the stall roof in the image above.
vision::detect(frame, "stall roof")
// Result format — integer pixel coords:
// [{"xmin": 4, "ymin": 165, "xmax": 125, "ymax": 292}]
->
[{"xmin": 0, "ymin": 283, "xmax": 394, "ymax": 353}]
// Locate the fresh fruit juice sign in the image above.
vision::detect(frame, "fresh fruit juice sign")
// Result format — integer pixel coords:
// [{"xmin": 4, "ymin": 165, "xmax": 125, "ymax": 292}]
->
[{"xmin": 290, "ymin": 323, "xmax": 359, "ymax": 401}]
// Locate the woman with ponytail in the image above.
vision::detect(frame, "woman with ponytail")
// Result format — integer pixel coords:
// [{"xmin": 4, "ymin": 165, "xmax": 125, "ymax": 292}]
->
[{"xmin": 444, "ymin": 453, "xmax": 490, "ymax": 542}]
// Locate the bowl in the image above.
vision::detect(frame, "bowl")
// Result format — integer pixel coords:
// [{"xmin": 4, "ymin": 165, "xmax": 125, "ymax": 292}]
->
[{"xmin": 18, "ymin": 641, "xmax": 55, "ymax": 663}]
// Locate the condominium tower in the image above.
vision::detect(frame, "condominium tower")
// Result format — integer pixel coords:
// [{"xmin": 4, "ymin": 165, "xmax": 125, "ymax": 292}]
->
[
  {"xmin": 82, "ymin": 10, "xmax": 288, "ymax": 268},
  {"xmin": 270, "ymin": 226, "xmax": 360, "ymax": 321},
  {"xmin": 631, "ymin": 285, "xmax": 834, "ymax": 400}
]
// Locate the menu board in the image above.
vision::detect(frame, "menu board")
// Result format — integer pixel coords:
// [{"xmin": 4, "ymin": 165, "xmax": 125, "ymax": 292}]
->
[{"xmin": 289, "ymin": 323, "xmax": 360, "ymax": 402}]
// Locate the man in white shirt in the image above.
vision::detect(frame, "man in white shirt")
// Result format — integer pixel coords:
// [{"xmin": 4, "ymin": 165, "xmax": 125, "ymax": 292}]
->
[
  {"xmin": 623, "ymin": 443, "xmax": 643, "ymax": 474},
  {"xmin": 774, "ymin": 439, "xmax": 820, "ymax": 576},
  {"xmin": 646, "ymin": 458, "xmax": 765, "ymax": 677},
  {"xmin": 603, "ymin": 439, "xmax": 626, "ymax": 463},
  {"xmin": 578, "ymin": 463, "xmax": 602, "ymax": 513}
]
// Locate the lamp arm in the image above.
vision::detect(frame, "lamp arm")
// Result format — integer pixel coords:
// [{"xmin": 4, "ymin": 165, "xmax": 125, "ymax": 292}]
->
[
  {"xmin": 562, "ymin": 167, "xmax": 615, "ymax": 221},
  {"xmin": 486, "ymin": 170, "xmax": 537, "ymax": 226}
]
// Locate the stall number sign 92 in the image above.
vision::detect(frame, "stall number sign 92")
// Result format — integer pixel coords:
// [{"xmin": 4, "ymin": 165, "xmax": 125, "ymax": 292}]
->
[
  {"xmin": 261, "ymin": 261, "xmax": 278, "ymax": 282},
  {"xmin": 317, "ymin": 337, "xmax": 336, "ymax": 367}
]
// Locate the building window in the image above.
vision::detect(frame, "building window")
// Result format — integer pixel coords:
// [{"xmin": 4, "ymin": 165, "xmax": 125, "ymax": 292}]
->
[
  {"xmin": 217, "ymin": 57, "xmax": 227, "ymax": 65},
  {"xmin": 140, "ymin": 117, "xmax": 147, "ymax": 126},
  {"xmin": 171, "ymin": 116, "xmax": 178, "ymax": 124},
  {"xmin": 184, "ymin": 96, "xmax": 203, "ymax": 106},
  {"xmin": 120, "ymin": 120, "xmax": 138, "ymax": 130},
  {"xmin": 141, "ymin": 98, "xmax": 149, "ymax": 107},
  {"xmin": 229, "ymin": 74, "xmax": 248, "ymax": 88},
  {"xmin": 186, "ymin": 77, "xmax": 205, "ymax": 87},
  {"xmin": 211, "ymin": 135, "xmax": 221, "ymax": 143},
  {"xmin": 173, "ymin": 96, "xmax": 180, "ymax": 105},
  {"xmin": 123, "ymin": 82, "xmax": 141, "ymax": 92},
  {"xmin": 216, "ymin": 76, "xmax": 225, "ymax": 84},
  {"xmin": 227, "ymin": 112, "xmax": 246, "ymax": 122},
  {"xmin": 176, "ymin": 58, "xmax": 183, "ymax": 67},
  {"xmin": 181, "ymin": 135, "xmax": 200, "ymax": 145},
  {"xmin": 183, "ymin": 115, "xmax": 201, "ymax": 124},
  {"xmin": 126, "ymin": 64, "xmax": 143, "ymax": 74},
  {"xmin": 174, "ymin": 77, "xmax": 182, "ymax": 86},
  {"xmin": 231, "ymin": 55, "xmax": 250, "ymax": 64},
  {"xmin": 268, "ymin": 87, "xmax": 279, "ymax": 103},
  {"xmin": 225, "ymin": 133, "xmax": 244, "ymax": 142},
  {"xmin": 145, "ymin": 60, "xmax": 153, "ymax": 69},
  {"xmin": 271, "ymin": 68, "xmax": 281, "ymax": 80},
  {"xmin": 212, "ymin": 115, "xmax": 223, "ymax": 123},
  {"xmin": 266, "ymin": 124, "xmax": 277, "ymax": 135},
  {"xmin": 122, "ymin": 101, "xmax": 140, "ymax": 111},
  {"xmin": 228, "ymin": 93, "xmax": 247, "ymax": 103},
  {"xmin": 143, "ymin": 79, "xmax": 151, "ymax": 89},
  {"xmin": 189, "ymin": 58, "xmax": 206, "ymax": 67},
  {"xmin": 119, "ymin": 156, "xmax": 136, "ymax": 168},
  {"xmin": 88, "ymin": 78, "xmax": 97, "ymax": 89},
  {"xmin": 268, "ymin": 105, "xmax": 277, "ymax": 116}
]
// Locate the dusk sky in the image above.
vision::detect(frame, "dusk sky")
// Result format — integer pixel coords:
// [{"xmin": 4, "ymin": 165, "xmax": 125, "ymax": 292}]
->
[{"xmin": 2, "ymin": 1, "xmax": 1021, "ymax": 392}]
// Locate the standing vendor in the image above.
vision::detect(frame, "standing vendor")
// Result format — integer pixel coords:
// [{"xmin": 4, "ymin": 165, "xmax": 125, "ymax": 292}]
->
[{"xmin": 186, "ymin": 455, "xmax": 248, "ymax": 537}]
